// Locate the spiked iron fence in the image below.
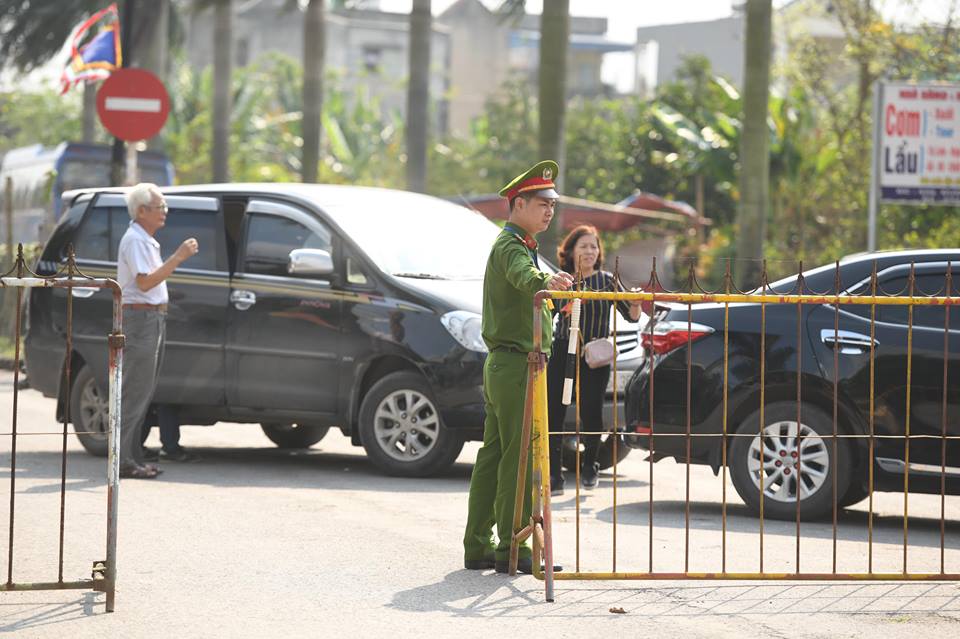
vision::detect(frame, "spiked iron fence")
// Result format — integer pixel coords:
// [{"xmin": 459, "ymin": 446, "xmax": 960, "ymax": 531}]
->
[
  {"xmin": 510, "ymin": 258, "xmax": 959, "ymax": 602},
  {"xmin": 0, "ymin": 246, "xmax": 122, "ymax": 612}
]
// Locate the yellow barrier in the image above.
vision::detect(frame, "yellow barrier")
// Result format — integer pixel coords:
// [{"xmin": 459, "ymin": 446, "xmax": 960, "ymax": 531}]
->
[{"xmin": 509, "ymin": 278, "xmax": 960, "ymax": 602}]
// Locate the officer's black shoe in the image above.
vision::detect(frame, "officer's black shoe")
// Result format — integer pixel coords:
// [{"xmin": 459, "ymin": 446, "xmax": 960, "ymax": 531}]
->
[
  {"xmin": 581, "ymin": 462, "xmax": 599, "ymax": 489},
  {"xmin": 550, "ymin": 475, "xmax": 564, "ymax": 497},
  {"xmin": 494, "ymin": 558, "xmax": 563, "ymax": 575},
  {"xmin": 464, "ymin": 556, "xmax": 496, "ymax": 570}
]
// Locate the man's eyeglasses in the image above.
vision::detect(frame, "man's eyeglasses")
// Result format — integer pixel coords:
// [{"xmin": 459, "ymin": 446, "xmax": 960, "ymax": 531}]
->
[{"xmin": 145, "ymin": 203, "xmax": 169, "ymax": 213}]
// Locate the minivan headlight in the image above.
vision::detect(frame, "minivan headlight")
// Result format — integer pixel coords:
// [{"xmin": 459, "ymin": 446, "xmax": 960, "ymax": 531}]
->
[{"xmin": 440, "ymin": 311, "xmax": 487, "ymax": 353}]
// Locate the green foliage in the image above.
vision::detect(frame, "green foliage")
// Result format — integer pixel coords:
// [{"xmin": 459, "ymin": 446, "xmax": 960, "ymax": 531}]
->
[
  {"xmin": 164, "ymin": 52, "xmax": 405, "ymax": 186},
  {"xmin": 4, "ymin": 3, "xmax": 959, "ymax": 284},
  {"xmin": 0, "ymin": 0, "xmax": 104, "ymax": 71},
  {"xmin": 0, "ymin": 90, "xmax": 88, "ymax": 154}
]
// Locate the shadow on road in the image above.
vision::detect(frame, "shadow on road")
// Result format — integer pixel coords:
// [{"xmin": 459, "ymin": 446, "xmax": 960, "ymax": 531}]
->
[
  {"xmin": 591, "ymin": 499, "xmax": 960, "ymax": 549},
  {"xmin": 393, "ymin": 578, "xmax": 960, "ymax": 618},
  {"xmin": 0, "ymin": 592, "xmax": 100, "ymax": 633},
  {"xmin": 390, "ymin": 570, "xmax": 542, "ymax": 617},
  {"xmin": 0, "ymin": 447, "xmax": 475, "ymax": 494}
]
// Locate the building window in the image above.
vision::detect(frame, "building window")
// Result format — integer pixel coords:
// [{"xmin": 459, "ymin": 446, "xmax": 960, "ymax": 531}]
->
[{"xmin": 362, "ymin": 46, "xmax": 382, "ymax": 74}]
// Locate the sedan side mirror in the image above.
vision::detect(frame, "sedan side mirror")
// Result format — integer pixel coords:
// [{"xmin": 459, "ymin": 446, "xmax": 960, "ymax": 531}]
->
[{"xmin": 287, "ymin": 248, "xmax": 334, "ymax": 276}]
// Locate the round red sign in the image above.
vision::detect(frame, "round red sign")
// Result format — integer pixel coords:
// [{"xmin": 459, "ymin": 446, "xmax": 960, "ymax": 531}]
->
[{"xmin": 96, "ymin": 68, "xmax": 170, "ymax": 142}]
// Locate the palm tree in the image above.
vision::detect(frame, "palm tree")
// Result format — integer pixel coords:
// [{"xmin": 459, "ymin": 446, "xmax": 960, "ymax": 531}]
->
[
  {"xmin": 301, "ymin": 0, "xmax": 325, "ymax": 183},
  {"xmin": 499, "ymin": 0, "xmax": 570, "ymax": 256},
  {"xmin": 212, "ymin": 0, "xmax": 232, "ymax": 182},
  {"xmin": 405, "ymin": 0, "xmax": 431, "ymax": 193},
  {"xmin": 736, "ymin": 0, "xmax": 772, "ymax": 289}
]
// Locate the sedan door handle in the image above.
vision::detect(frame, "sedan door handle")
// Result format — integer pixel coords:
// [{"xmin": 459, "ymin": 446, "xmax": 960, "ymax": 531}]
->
[
  {"xmin": 230, "ymin": 289, "xmax": 257, "ymax": 311},
  {"xmin": 820, "ymin": 329, "xmax": 878, "ymax": 354}
]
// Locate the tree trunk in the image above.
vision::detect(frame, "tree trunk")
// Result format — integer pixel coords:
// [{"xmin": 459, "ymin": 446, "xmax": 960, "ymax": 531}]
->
[
  {"xmin": 538, "ymin": 0, "xmax": 570, "ymax": 259},
  {"xmin": 301, "ymin": 0, "xmax": 325, "ymax": 183},
  {"xmin": 82, "ymin": 81, "xmax": 97, "ymax": 142},
  {"xmin": 405, "ymin": 0, "xmax": 431, "ymax": 193},
  {"xmin": 212, "ymin": 0, "xmax": 232, "ymax": 183},
  {"xmin": 736, "ymin": 0, "xmax": 772, "ymax": 289}
]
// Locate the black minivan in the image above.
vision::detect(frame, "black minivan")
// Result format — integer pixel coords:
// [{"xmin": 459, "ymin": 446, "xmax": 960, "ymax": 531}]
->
[{"xmin": 25, "ymin": 184, "xmax": 504, "ymax": 476}]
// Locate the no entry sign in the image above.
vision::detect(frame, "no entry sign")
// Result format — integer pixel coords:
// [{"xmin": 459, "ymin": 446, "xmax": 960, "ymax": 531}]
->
[{"xmin": 96, "ymin": 68, "xmax": 170, "ymax": 141}]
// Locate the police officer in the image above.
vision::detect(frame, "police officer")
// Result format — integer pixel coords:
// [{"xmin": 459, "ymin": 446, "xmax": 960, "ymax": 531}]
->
[{"xmin": 463, "ymin": 160, "xmax": 574, "ymax": 574}]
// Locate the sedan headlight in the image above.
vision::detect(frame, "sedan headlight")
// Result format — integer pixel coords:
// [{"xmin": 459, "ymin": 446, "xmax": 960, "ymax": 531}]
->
[{"xmin": 441, "ymin": 310, "xmax": 488, "ymax": 353}]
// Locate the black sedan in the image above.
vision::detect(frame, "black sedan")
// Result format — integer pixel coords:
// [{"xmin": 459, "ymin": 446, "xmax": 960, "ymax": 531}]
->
[{"xmin": 623, "ymin": 249, "xmax": 960, "ymax": 520}]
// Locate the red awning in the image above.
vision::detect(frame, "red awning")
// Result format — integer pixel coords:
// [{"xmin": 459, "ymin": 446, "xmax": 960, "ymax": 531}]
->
[{"xmin": 455, "ymin": 191, "xmax": 708, "ymax": 234}]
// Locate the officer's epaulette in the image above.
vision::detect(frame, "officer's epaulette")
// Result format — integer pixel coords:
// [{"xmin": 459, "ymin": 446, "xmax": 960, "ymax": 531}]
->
[{"xmin": 509, "ymin": 232, "xmax": 538, "ymax": 251}]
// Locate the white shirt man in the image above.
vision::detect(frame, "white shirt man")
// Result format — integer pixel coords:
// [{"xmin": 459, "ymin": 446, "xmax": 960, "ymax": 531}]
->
[
  {"xmin": 117, "ymin": 219, "xmax": 168, "ymax": 306},
  {"xmin": 116, "ymin": 183, "xmax": 198, "ymax": 479}
]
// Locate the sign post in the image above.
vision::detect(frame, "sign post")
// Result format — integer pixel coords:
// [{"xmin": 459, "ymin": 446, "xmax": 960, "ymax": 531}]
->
[
  {"xmin": 870, "ymin": 81, "xmax": 960, "ymax": 249},
  {"xmin": 96, "ymin": 68, "xmax": 170, "ymax": 185}
]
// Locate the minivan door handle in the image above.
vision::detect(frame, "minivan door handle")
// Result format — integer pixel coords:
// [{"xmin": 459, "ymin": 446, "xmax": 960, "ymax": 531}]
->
[
  {"xmin": 70, "ymin": 287, "xmax": 97, "ymax": 299},
  {"xmin": 820, "ymin": 329, "xmax": 878, "ymax": 354},
  {"xmin": 230, "ymin": 289, "xmax": 257, "ymax": 311}
]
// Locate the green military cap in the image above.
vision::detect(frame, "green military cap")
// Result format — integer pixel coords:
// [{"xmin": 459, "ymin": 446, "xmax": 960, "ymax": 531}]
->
[{"xmin": 499, "ymin": 160, "xmax": 560, "ymax": 200}]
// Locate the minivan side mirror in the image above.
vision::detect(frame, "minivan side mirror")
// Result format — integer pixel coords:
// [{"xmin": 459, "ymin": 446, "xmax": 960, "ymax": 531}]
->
[{"xmin": 287, "ymin": 248, "xmax": 334, "ymax": 276}]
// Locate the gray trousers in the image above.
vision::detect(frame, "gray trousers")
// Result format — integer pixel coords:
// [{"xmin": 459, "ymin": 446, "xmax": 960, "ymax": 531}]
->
[{"xmin": 119, "ymin": 309, "xmax": 166, "ymax": 467}]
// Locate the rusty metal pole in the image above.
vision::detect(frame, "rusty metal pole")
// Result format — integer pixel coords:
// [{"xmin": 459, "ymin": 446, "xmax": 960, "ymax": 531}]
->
[
  {"xmin": 868, "ymin": 263, "xmax": 877, "ymax": 573},
  {"xmin": 104, "ymin": 282, "xmax": 124, "ymax": 611},
  {"xmin": 941, "ymin": 263, "xmax": 952, "ymax": 575},
  {"xmin": 903, "ymin": 263, "xmax": 915, "ymax": 574},
  {"xmin": 721, "ymin": 260, "xmax": 731, "ymax": 573},
  {"xmin": 4, "ymin": 178, "xmax": 12, "ymax": 268},
  {"xmin": 5, "ymin": 247, "xmax": 24, "ymax": 588}
]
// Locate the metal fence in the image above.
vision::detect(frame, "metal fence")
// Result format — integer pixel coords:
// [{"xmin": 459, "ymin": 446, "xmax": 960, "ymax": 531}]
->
[
  {"xmin": 0, "ymin": 246, "xmax": 122, "ymax": 612},
  {"xmin": 509, "ymin": 260, "xmax": 959, "ymax": 602}
]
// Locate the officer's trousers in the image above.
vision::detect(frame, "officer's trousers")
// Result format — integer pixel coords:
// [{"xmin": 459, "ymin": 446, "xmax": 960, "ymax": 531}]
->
[{"xmin": 463, "ymin": 351, "xmax": 533, "ymax": 562}]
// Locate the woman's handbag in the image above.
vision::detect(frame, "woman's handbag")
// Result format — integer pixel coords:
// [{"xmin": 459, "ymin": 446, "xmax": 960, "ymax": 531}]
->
[{"xmin": 583, "ymin": 336, "xmax": 615, "ymax": 369}]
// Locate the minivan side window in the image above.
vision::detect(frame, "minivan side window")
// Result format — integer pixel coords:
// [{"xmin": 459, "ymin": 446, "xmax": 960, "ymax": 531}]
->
[
  {"xmin": 72, "ymin": 208, "xmax": 113, "ymax": 261},
  {"xmin": 73, "ymin": 206, "xmax": 217, "ymax": 271},
  {"xmin": 243, "ymin": 213, "xmax": 332, "ymax": 277},
  {"xmin": 154, "ymin": 209, "xmax": 217, "ymax": 271}
]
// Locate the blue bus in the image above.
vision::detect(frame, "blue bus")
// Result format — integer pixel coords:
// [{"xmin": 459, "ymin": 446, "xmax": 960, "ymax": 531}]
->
[{"xmin": 0, "ymin": 142, "xmax": 175, "ymax": 245}]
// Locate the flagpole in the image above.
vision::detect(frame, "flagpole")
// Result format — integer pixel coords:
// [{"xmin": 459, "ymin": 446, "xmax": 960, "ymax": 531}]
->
[{"xmin": 110, "ymin": 0, "xmax": 135, "ymax": 186}]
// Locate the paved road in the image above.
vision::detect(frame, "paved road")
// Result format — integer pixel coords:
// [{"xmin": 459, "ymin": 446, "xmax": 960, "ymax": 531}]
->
[{"xmin": 0, "ymin": 370, "xmax": 958, "ymax": 637}]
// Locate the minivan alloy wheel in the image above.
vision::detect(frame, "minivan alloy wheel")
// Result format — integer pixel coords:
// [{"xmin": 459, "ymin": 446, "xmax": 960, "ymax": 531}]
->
[
  {"xmin": 747, "ymin": 420, "xmax": 829, "ymax": 502},
  {"xmin": 373, "ymin": 389, "xmax": 440, "ymax": 461},
  {"xmin": 78, "ymin": 377, "xmax": 110, "ymax": 437},
  {"xmin": 70, "ymin": 365, "xmax": 110, "ymax": 456}
]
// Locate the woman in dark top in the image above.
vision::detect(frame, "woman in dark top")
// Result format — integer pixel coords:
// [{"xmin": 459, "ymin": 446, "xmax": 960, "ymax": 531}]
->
[{"xmin": 547, "ymin": 225, "xmax": 640, "ymax": 495}]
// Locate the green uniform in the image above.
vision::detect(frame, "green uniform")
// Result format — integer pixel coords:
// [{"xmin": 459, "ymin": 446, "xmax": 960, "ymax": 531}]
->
[{"xmin": 463, "ymin": 224, "xmax": 553, "ymax": 563}]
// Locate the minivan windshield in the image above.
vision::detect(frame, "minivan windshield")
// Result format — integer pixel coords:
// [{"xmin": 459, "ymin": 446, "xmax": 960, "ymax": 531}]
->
[{"xmin": 328, "ymin": 197, "xmax": 502, "ymax": 280}]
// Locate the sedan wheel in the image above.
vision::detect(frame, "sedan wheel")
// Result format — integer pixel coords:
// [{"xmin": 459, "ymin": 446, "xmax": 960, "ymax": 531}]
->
[
  {"xmin": 729, "ymin": 401, "xmax": 851, "ymax": 521},
  {"xmin": 746, "ymin": 421, "xmax": 829, "ymax": 502}
]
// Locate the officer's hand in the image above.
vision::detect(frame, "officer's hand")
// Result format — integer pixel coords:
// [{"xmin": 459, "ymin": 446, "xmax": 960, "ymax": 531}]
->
[
  {"xmin": 175, "ymin": 238, "xmax": 199, "ymax": 263},
  {"xmin": 547, "ymin": 272, "xmax": 574, "ymax": 290}
]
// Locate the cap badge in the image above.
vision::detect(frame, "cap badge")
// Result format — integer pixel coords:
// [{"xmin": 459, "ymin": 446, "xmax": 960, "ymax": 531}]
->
[{"xmin": 542, "ymin": 167, "xmax": 553, "ymax": 180}]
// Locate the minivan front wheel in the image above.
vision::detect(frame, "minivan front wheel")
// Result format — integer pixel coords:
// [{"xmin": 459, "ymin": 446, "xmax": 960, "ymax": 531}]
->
[
  {"xmin": 358, "ymin": 372, "xmax": 463, "ymax": 476},
  {"xmin": 70, "ymin": 365, "xmax": 109, "ymax": 457}
]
